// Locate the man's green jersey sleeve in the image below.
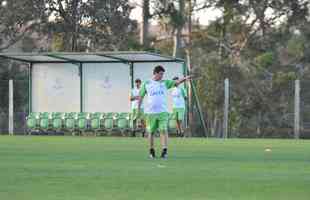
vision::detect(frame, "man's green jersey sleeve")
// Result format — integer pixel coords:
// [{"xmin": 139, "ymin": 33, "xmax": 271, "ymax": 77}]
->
[{"xmin": 164, "ymin": 80, "xmax": 176, "ymax": 89}]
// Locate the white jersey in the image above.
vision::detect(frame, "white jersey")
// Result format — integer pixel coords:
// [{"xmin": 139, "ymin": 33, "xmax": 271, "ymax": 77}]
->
[
  {"xmin": 171, "ymin": 87, "xmax": 186, "ymax": 108},
  {"xmin": 140, "ymin": 79, "xmax": 176, "ymax": 114},
  {"xmin": 131, "ymin": 88, "xmax": 143, "ymax": 109}
]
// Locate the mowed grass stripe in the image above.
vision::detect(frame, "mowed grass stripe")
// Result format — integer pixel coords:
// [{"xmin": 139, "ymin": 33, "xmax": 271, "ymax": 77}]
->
[{"xmin": 0, "ymin": 136, "xmax": 309, "ymax": 200}]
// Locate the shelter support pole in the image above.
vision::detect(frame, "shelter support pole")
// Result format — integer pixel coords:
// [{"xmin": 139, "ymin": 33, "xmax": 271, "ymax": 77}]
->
[
  {"xmin": 79, "ymin": 63, "xmax": 83, "ymax": 112},
  {"xmin": 9, "ymin": 79, "xmax": 14, "ymax": 135},
  {"xmin": 186, "ymin": 52, "xmax": 193, "ymax": 137},
  {"xmin": 130, "ymin": 62, "xmax": 134, "ymax": 88},
  {"xmin": 29, "ymin": 63, "xmax": 32, "ymax": 113},
  {"xmin": 183, "ymin": 62, "xmax": 188, "ymax": 129},
  {"xmin": 190, "ymin": 80, "xmax": 208, "ymax": 137}
]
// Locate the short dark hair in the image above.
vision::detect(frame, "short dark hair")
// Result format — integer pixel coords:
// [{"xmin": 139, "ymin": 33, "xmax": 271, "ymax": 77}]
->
[
  {"xmin": 172, "ymin": 76, "xmax": 179, "ymax": 80},
  {"xmin": 153, "ymin": 65, "xmax": 165, "ymax": 74},
  {"xmin": 135, "ymin": 78, "xmax": 141, "ymax": 83}
]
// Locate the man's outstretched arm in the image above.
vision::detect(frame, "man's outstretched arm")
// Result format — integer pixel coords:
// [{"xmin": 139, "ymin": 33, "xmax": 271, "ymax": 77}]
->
[{"xmin": 175, "ymin": 75, "xmax": 192, "ymax": 86}]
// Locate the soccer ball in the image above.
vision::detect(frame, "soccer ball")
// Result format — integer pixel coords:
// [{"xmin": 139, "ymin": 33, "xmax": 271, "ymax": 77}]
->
[
  {"xmin": 1, "ymin": 1, "xmax": 7, "ymax": 7},
  {"xmin": 265, "ymin": 148, "xmax": 271, "ymax": 152}
]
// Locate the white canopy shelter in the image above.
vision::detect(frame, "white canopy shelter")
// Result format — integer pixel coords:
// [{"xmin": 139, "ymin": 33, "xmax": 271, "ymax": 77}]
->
[{"xmin": 0, "ymin": 52, "xmax": 186, "ymax": 113}]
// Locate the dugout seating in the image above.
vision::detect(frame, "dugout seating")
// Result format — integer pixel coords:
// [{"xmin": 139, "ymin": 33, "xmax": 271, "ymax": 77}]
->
[
  {"xmin": 76, "ymin": 112, "xmax": 89, "ymax": 134},
  {"xmin": 26, "ymin": 112, "xmax": 179, "ymax": 136},
  {"xmin": 26, "ymin": 112, "xmax": 39, "ymax": 132},
  {"xmin": 115, "ymin": 112, "xmax": 131, "ymax": 136},
  {"xmin": 39, "ymin": 112, "xmax": 50, "ymax": 132},
  {"xmin": 51, "ymin": 112, "xmax": 63, "ymax": 131},
  {"xmin": 89, "ymin": 112, "xmax": 104, "ymax": 136},
  {"xmin": 104, "ymin": 112, "xmax": 115, "ymax": 130},
  {"xmin": 64, "ymin": 112, "xmax": 77, "ymax": 135}
]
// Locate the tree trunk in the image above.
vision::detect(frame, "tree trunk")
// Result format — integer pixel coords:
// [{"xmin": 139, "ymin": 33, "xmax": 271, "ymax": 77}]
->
[
  {"xmin": 173, "ymin": 0, "xmax": 185, "ymax": 57},
  {"xmin": 173, "ymin": 27, "xmax": 182, "ymax": 57},
  {"xmin": 257, "ymin": 110, "xmax": 262, "ymax": 136},
  {"xmin": 140, "ymin": 0, "xmax": 150, "ymax": 48},
  {"xmin": 71, "ymin": 0, "xmax": 79, "ymax": 51},
  {"xmin": 211, "ymin": 112, "xmax": 218, "ymax": 137}
]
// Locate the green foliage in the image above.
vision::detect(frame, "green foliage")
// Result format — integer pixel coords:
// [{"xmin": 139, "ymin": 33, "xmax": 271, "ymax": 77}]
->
[
  {"xmin": 174, "ymin": 0, "xmax": 310, "ymax": 138},
  {"xmin": 87, "ymin": 0, "xmax": 137, "ymax": 51},
  {"xmin": 273, "ymin": 71, "xmax": 297, "ymax": 86},
  {"xmin": 154, "ymin": 1, "xmax": 186, "ymax": 30},
  {"xmin": 0, "ymin": 0, "xmax": 45, "ymax": 51},
  {"xmin": 287, "ymin": 36, "xmax": 305, "ymax": 60},
  {"xmin": 42, "ymin": 0, "xmax": 137, "ymax": 51},
  {"xmin": 21, "ymin": 36, "xmax": 37, "ymax": 52},
  {"xmin": 51, "ymin": 33, "xmax": 65, "ymax": 52},
  {"xmin": 255, "ymin": 52, "xmax": 274, "ymax": 70},
  {"xmin": 152, "ymin": 39, "xmax": 174, "ymax": 57}
]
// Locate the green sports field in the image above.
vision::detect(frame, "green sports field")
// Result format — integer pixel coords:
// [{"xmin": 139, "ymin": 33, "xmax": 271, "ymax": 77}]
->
[{"xmin": 0, "ymin": 136, "xmax": 309, "ymax": 200}]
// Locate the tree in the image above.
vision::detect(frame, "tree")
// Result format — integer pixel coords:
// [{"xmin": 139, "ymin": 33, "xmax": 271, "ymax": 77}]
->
[
  {"xmin": 0, "ymin": 0, "xmax": 45, "ymax": 114},
  {"xmin": 181, "ymin": 0, "xmax": 310, "ymax": 137},
  {"xmin": 0, "ymin": 0, "xmax": 44, "ymax": 51},
  {"xmin": 196, "ymin": 0, "xmax": 309, "ymax": 66},
  {"xmin": 44, "ymin": 0, "xmax": 137, "ymax": 51},
  {"xmin": 87, "ymin": 0, "xmax": 137, "ymax": 51},
  {"xmin": 44, "ymin": 0, "xmax": 89, "ymax": 51},
  {"xmin": 152, "ymin": 0, "xmax": 187, "ymax": 57}
]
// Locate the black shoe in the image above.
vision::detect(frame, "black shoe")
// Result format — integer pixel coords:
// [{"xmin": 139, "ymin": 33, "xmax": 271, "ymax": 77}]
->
[
  {"xmin": 161, "ymin": 153, "xmax": 167, "ymax": 159},
  {"xmin": 132, "ymin": 131, "xmax": 136, "ymax": 137},
  {"xmin": 161, "ymin": 148, "xmax": 168, "ymax": 159},
  {"xmin": 180, "ymin": 131, "xmax": 184, "ymax": 137},
  {"xmin": 149, "ymin": 148, "xmax": 155, "ymax": 159}
]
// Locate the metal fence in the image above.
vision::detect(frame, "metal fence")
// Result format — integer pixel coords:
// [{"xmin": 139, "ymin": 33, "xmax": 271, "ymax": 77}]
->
[
  {"xmin": 0, "ymin": 80, "xmax": 8, "ymax": 134},
  {"xmin": 1, "ymin": 78, "xmax": 310, "ymax": 138},
  {"xmin": 229, "ymin": 78, "xmax": 295, "ymax": 138},
  {"xmin": 0, "ymin": 111, "xmax": 8, "ymax": 134},
  {"xmin": 0, "ymin": 80, "xmax": 28, "ymax": 135},
  {"xmin": 193, "ymin": 77, "xmax": 305, "ymax": 138},
  {"xmin": 300, "ymin": 80, "xmax": 310, "ymax": 138}
]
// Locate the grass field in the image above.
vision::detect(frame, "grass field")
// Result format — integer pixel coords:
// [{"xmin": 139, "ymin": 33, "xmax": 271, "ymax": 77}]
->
[{"xmin": 0, "ymin": 136, "xmax": 309, "ymax": 200}]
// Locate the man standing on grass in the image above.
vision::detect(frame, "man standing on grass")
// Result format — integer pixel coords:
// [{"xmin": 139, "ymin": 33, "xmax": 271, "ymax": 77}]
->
[
  {"xmin": 137, "ymin": 65, "xmax": 191, "ymax": 159},
  {"xmin": 170, "ymin": 76, "xmax": 187, "ymax": 137},
  {"xmin": 130, "ymin": 78, "xmax": 145, "ymax": 137}
]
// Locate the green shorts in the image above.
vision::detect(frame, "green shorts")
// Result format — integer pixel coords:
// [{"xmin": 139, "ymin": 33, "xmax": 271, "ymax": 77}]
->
[
  {"xmin": 145, "ymin": 112, "xmax": 169, "ymax": 134},
  {"xmin": 132, "ymin": 109, "xmax": 144, "ymax": 120},
  {"xmin": 173, "ymin": 108, "xmax": 185, "ymax": 121}
]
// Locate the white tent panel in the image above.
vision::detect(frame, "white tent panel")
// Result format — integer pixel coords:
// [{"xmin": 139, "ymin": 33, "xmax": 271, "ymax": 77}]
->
[
  {"xmin": 133, "ymin": 62, "xmax": 185, "ymax": 113},
  {"xmin": 32, "ymin": 63, "xmax": 80, "ymax": 112},
  {"xmin": 83, "ymin": 63, "xmax": 131, "ymax": 112}
]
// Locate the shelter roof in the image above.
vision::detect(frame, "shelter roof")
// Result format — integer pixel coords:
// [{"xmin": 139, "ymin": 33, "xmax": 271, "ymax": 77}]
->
[{"xmin": 0, "ymin": 51, "xmax": 184, "ymax": 64}]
